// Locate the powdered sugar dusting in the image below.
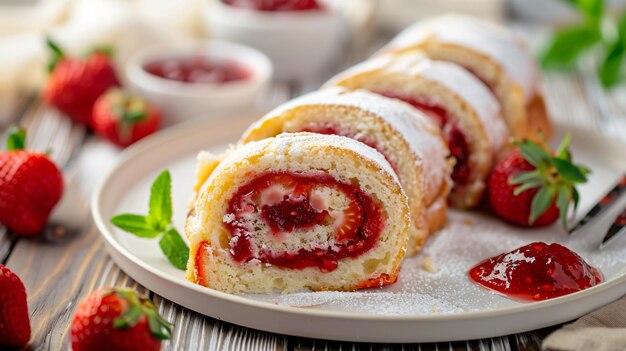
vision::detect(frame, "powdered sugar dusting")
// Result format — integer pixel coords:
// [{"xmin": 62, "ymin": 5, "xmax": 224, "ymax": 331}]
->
[
  {"xmin": 252, "ymin": 291, "xmax": 464, "ymax": 315},
  {"xmin": 479, "ymin": 250, "xmax": 536, "ymax": 289},
  {"xmin": 272, "ymin": 132, "xmax": 399, "ymax": 183},
  {"xmin": 246, "ymin": 206, "xmax": 626, "ymax": 314},
  {"xmin": 385, "ymin": 14, "xmax": 538, "ymax": 99},
  {"xmin": 257, "ymin": 88, "xmax": 450, "ymax": 195},
  {"xmin": 409, "ymin": 56, "xmax": 509, "ymax": 151},
  {"xmin": 327, "ymin": 52, "xmax": 509, "ymax": 158}
]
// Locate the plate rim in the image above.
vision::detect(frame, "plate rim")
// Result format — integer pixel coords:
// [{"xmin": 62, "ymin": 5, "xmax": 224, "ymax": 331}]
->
[{"xmin": 91, "ymin": 116, "xmax": 626, "ymax": 332}]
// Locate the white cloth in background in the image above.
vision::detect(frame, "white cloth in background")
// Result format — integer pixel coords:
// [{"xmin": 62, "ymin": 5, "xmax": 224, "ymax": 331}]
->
[{"xmin": 543, "ymin": 295, "xmax": 626, "ymax": 351}]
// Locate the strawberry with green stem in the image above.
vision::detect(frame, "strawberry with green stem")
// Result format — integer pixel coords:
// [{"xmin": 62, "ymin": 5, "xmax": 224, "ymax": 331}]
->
[
  {"xmin": 92, "ymin": 89, "xmax": 161, "ymax": 147},
  {"xmin": 488, "ymin": 134, "xmax": 590, "ymax": 229},
  {"xmin": 0, "ymin": 126, "xmax": 64, "ymax": 236},
  {"xmin": 111, "ymin": 170, "xmax": 189, "ymax": 269},
  {"xmin": 71, "ymin": 287, "xmax": 172, "ymax": 351},
  {"xmin": 43, "ymin": 38, "xmax": 120, "ymax": 125}
]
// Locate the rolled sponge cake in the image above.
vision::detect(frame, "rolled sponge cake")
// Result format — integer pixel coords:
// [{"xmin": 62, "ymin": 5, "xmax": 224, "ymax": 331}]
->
[
  {"xmin": 325, "ymin": 51, "xmax": 508, "ymax": 208},
  {"xmin": 382, "ymin": 14, "xmax": 551, "ymax": 141},
  {"xmin": 186, "ymin": 133, "xmax": 410, "ymax": 294},
  {"xmin": 241, "ymin": 88, "xmax": 452, "ymax": 254}
]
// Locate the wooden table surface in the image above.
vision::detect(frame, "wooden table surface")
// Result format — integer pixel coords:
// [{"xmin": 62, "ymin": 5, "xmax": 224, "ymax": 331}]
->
[{"xmin": 2, "ymin": 26, "xmax": 626, "ymax": 351}]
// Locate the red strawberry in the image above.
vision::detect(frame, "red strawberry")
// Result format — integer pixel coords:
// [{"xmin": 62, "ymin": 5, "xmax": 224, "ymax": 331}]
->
[
  {"xmin": 43, "ymin": 38, "xmax": 120, "ymax": 125},
  {"xmin": 195, "ymin": 241, "xmax": 212, "ymax": 286},
  {"xmin": 0, "ymin": 127, "xmax": 64, "ymax": 236},
  {"xmin": 71, "ymin": 288, "xmax": 172, "ymax": 351},
  {"xmin": 332, "ymin": 194, "xmax": 363, "ymax": 243},
  {"xmin": 91, "ymin": 89, "xmax": 161, "ymax": 147},
  {"xmin": 488, "ymin": 134, "xmax": 589, "ymax": 228},
  {"xmin": 0, "ymin": 265, "xmax": 30, "ymax": 347}
]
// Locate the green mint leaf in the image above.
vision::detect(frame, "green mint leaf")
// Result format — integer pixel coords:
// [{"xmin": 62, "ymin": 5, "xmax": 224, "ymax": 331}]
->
[
  {"xmin": 111, "ymin": 214, "xmax": 161, "ymax": 238},
  {"xmin": 530, "ymin": 186, "xmax": 556, "ymax": 224},
  {"xmin": 149, "ymin": 170, "xmax": 173, "ymax": 230},
  {"xmin": 564, "ymin": 0, "xmax": 604, "ymax": 21},
  {"xmin": 6, "ymin": 126, "xmax": 26, "ymax": 151},
  {"xmin": 599, "ymin": 40, "xmax": 625, "ymax": 88},
  {"xmin": 599, "ymin": 11, "xmax": 626, "ymax": 88},
  {"xmin": 516, "ymin": 140, "xmax": 552, "ymax": 167},
  {"xmin": 541, "ymin": 25, "xmax": 602, "ymax": 69},
  {"xmin": 158, "ymin": 226, "xmax": 189, "ymax": 270},
  {"xmin": 556, "ymin": 186, "xmax": 572, "ymax": 230},
  {"xmin": 552, "ymin": 157, "xmax": 588, "ymax": 183}
]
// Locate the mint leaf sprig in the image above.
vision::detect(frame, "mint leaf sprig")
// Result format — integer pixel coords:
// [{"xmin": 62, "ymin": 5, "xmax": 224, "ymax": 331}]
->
[
  {"xmin": 111, "ymin": 170, "xmax": 189, "ymax": 270},
  {"xmin": 510, "ymin": 134, "xmax": 591, "ymax": 230},
  {"xmin": 541, "ymin": 0, "xmax": 626, "ymax": 89}
]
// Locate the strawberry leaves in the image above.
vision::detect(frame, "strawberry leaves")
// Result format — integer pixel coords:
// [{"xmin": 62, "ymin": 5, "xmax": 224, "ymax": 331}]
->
[
  {"xmin": 110, "ymin": 288, "xmax": 172, "ymax": 340},
  {"xmin": 510, "ymin": 134, "xmax": 590, "ymax": 229},
  {"xmin": 46, "ymin": 37, "xmax": 65, "ymax": 73},
  {"xmin": 111, "ymin": 170, "xmax": 189, "ymax": 269},
  {"xmin": 6, "ymin": 126, "xmax": 26, "ymax": 151}
]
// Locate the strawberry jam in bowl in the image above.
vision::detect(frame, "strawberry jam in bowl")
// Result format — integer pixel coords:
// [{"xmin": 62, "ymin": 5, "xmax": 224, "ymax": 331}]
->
[
  {"xmin": 143, "ymin": 56, "xmax": 252, "ymax": 85},
  {"xmin": 204, "ymin": 0, "xmax": 343, "ymax": 80},
  {"xmin": 223, "ymin": 171, "xmax": 384, "ymax": 272},
  {"xmin": 469, "ymin": 242, "xmax": 603, "ymax": 302},
  {"xmin": 221, "ymin": 0, "xmax": 323, "ymax": 11},
  {"xmin": 127, "ymin": 40, "xmax": 272, "ymax": 126}
]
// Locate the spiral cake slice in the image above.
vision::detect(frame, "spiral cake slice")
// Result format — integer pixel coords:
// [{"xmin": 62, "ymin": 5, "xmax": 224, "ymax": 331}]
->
[
  {"xmin": 186, "ymin": 133, "xmax": 410, "ymax": 294},
  {"xmin": 325, "ymin": 52, "xmax": 508, "ymax": 208},
  {"xmin": 241, "ymin": 88, "xmax": 452, "ymax": 254},
  {"xmin": 381, "ymin": 14, "xmax": 551, "ymax": 141}
]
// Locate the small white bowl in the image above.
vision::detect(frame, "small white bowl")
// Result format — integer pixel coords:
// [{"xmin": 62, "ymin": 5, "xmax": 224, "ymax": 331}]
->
[
  {"xmin": 204, "ymin": 0, "xmax": 344, "ymax": 81},
  {"xmin": 126, "ymin": 40, "xmax": 272, "ymax": 126}
]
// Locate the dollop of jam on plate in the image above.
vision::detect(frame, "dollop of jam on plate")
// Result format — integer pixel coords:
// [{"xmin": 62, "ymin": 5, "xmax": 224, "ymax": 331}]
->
[
  {"xmin": 143, "ymin": 56, "xmax": 251, "ymax": 85},
  {"xmin": 469, "ymin": 242, "xmax": 603, "ymax": 301}
]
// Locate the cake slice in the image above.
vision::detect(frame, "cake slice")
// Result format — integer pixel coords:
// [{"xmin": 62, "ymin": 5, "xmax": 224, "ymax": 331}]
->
[
  {"xmin": 325, "ymin": 52, "xmax": 508, "ymax": 208},
  {"xmin": 381, "ymin": 14, "xmax": 551, "ymax": 141},
  {"xmin": 186, "ymin": 133, "xmax": 410, "ymax": 294},
  {"xmin": 240, "ymin": 88, "xmax": 452, "ymax": 253}
]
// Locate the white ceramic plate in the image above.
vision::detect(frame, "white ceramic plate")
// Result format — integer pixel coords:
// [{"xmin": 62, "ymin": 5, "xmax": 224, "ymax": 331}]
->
[{"xmin": 92, "ymin": 115, "xmax": 626, "ymax": 343}]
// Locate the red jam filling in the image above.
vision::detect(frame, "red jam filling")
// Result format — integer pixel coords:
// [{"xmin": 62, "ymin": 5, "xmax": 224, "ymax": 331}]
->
[
  {"xmin": 375, "ymin": 91, "xmax": 471, "ymax": 186},
  {"xmin": 222, "ymin": 0, "xmax": 322, "ymax": 11},
  {"xmin": 225, "ymin": 172, "xmax": 384, "ymax": 272},
  {"xmin": 143, "ymin": 56, "xmax": 251, "ymax": 84},
  {"xmin": 469, "ymin": 242, "xmax": 603, "ymax": 302},
  {"xmin": 300, "ymin": 123, "xmax": 399, "ymax": 174}
]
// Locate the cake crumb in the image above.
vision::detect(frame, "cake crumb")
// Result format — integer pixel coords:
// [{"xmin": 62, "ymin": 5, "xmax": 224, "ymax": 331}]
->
[
  {"xmin": 422, "ymin": 256, "xmax": 438, "ymax": 273},
  {"xmin": 431, "ymin": 306, "xmax": 438, "ymax": 313},
  {"xmin": 463, "ymin": 217, "xmax": 474, "ymax": 225}
]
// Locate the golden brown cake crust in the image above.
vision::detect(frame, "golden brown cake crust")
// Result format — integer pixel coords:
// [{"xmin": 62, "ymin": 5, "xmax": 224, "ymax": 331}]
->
[{"xmin": 524, "ymin": 93, "xmax": 552, "ymax": 141}]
